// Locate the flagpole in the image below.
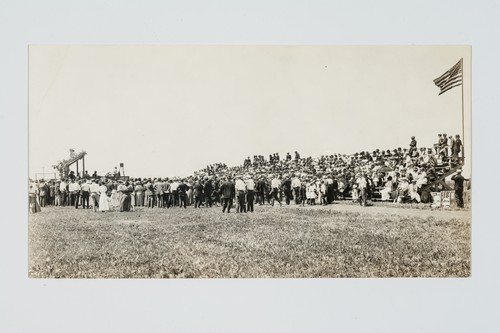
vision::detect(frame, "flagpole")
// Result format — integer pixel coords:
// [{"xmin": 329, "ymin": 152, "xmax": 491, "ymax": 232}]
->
[{"xmin": 461, "ymin": 58, "xmax": 465, "ymax": 163}]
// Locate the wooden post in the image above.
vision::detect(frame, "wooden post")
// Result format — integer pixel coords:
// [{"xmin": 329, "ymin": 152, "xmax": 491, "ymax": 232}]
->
[
  {"xmin": 82, "ymin": 155, "xmax": 85, "ymax": 177},
  {"xmin": 76, "ymin": 160, "xmax": 79, "ymax": 178}
]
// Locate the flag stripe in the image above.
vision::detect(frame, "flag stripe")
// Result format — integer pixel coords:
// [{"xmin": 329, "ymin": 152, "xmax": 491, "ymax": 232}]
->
[
  {"xmin": 435, "ymin": 75, "xmax": 463, "ymax": 88},
  {"xmin": 439, "ymin": 83, "xmax": 462, "ymax": 95},
  {"xmin": 438, "ymin": 76, "xmax": 463, "ymax": 90},
  {"xmin": 434, "ymin": 58, "xmax": 463, "ymax": 95}
]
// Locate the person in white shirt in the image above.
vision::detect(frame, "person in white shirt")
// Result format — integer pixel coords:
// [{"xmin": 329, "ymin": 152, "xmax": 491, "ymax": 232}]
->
[
  {"xmin": 80, "ymin": 180, "xmax": 91, "ymax": 209},
  {"xmin": 59, "ymin": 180, "xmax": 68, "ymax": 206},
  {"xmin": 245, "ymin": 175, "xmax": 255, "ymax": 212},
  {"xmin": 291, "ymin": 174, "xmax": 301, "ymax": 204},
  {"xmin": 356, "ymin": 174, "xmax": 368, "ymax": 206},
  {"xmin": 270, "ymin": 176, "xmax": 282, "ymax": 207},
  {"xmin": 235, "ymin": 176, "xmax": 247, "ymax": 213},
  {"xmin": 171, "ymin": 179, "xmax": 180, "ymax": 207},
  {"xmin": 68, "ymin": 180, "xmax": 81, "ymax": 208},
  {"xmin": 89, "ymin": 180, "xmax": 101, "ymax": 212}
]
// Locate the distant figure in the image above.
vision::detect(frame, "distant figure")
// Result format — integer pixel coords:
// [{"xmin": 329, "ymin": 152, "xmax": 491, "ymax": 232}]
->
[
  {"xmin": 295, "ymin": 151, "xmax": 301, "ymax": 161},
  {"xmin": 235, "ymin": 176, "xmax": 247, "ymax": 213},
  {"xmin": 270, "ymin": 175, "xmax": 282, "ymax": 207},
  {"xmin": 29, "ymin": 181, "xmax": 41, "ymax": 213},
  {"xmin": 178, "ymin": 179, "xmax": 188, "ymax": 208},
  {"xmin": 204, "ymin": 177, "xmax": 214, "ymax": 208},
  {"xmin": 220, "ymin": 177, "xmax": 235, "ymax": 213},
  {"xmin": 98, "ymin": 182, "xmax": 110, "ymax": 212},
  {"xmin": 245, "ymin": 175, "xmax": 255, "ymax": 212},
  {"xmin": 409, "ymin": 136, "xmax": 417, "ymax": 156},
  {"xmin": 451, "ymin": 169, "xmax": 468, "ymax": 208},
  {"xmin": 451, "ymin": 134, "xmax": 463, "ymax": 161}
]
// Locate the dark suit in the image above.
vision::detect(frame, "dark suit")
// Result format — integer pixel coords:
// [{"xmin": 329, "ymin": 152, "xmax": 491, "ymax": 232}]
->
[
  {"xmin": 204, "ymin": 181, "xmax": 213, "ymax": 207},
  {"xmin": 451, "ymin": 174, "xmax": 466, "ymax": 208},
  {"xmin": 256, "ymin": 180, "xmax": 266, "ymax": 205},
  {"xmin": 219, "ymin": 181, "xmax": 235, "ymax": 213},
  {"xmin": 193, "ymin": 182, "xmax": 203, "ymax": 208}
]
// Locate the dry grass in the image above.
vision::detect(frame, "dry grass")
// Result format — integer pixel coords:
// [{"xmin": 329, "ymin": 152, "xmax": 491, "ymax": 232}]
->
[{"xmin": 28, "ymin": 203, "xmax": 470, "ymax": 278}]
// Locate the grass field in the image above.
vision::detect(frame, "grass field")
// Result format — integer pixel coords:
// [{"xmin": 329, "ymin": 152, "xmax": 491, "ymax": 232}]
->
[{"xmin": 28, "ymin": 202, "xmax": 470, "ymax": 278}]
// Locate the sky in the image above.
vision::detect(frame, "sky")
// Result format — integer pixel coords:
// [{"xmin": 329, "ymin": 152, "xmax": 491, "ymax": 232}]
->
[{"xmin": 29, "ymin": 45, "xmax": 471, "ymax": 179}]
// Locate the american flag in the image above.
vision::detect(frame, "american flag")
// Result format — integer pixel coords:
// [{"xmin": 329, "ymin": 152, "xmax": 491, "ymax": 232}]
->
[{"xmin": 433, "ymin": 58, "xmax": 463, "ymax": 95}]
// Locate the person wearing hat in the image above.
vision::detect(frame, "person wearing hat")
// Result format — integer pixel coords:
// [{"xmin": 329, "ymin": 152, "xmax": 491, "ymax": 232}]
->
[
  {"xmin": 235, "ymin": 176, "xmax": 247, "ymax": 213},
  {"xmin": 178, "ymin": 179, "xmax": 189, "ymax": 209},
  {"xmin": 54, "ymin": 181, "xmax": 61, "ymax": 206},
  {"xmin": 204, "ymin": 177, "xmax": 214, "ymax": 208},
  {"xmin": 281, "ymin": 174, "xmax": 292, "ymax": 205},
  {"xmin": 29, "ymin": 180, "xmax": 41, "ymax": 213},
  {"xmin": 270, "ymin": 175, "xmax": 282, "ymax": 207},
  {"xmin": 68, "ymin": 179, "xmax": 81, "ymax": 208},
  {"xmin": 256, "ymin": 175, "xmax": 267, "ymax": 205},
  {"xmin": 409, "ymin": 136, "xmax": 417, "ymax": 156},
  {"xmin": 89, "ymin": 179, "xmax": 100, "ymax": 211},
  {"xmin": 220, "ymin": 177, "xmax": 235, "ymax": 213},
  {"xmin": 451, "ymin": 169, "xmax": 468, "ymax": 208},
  {"xmin": 193, "ymin": 178, "xmax": 204, "ymax": 208},
  {"xmin": 80, "ymin": 180, "xmax": 91, "ymax": 209},
  {"xmin": 245, "ymin": 174, "xmax": 256, "ymax": 212},
  {"xmin": 171, "ymin": 178, "xmax": 180, "ymax": 207},
  {"xmin": 451, "ymin": 134, "xmax": 463, "ymax": 163},
  {"xmin": 38, "ymin": 180, "xmax": 48, "ymax": 207},
  {"xmin": 154, "ymin": 178, "xmax": 165, "ymax": 208}
]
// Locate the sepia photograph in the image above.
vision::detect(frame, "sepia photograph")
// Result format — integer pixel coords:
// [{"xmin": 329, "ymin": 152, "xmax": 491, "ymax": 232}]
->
[{"xmin": 28, "ymin": 45, "xmax": 471, "ymax": 278}]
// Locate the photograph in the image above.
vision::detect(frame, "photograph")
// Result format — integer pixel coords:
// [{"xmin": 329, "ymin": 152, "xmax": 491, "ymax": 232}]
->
[{"xmin": 28, "ymin": 45, "xmax": 471, "ymax": 278}]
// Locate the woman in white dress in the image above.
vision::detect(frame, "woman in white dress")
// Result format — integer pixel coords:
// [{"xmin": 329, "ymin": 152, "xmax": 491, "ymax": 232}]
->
[{"xmin": 98, "ymin": 182, "xmax": 110, "ymax": 212}]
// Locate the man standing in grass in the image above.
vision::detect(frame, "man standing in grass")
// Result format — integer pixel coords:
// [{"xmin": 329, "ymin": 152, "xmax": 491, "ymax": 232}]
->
[
  {"xmin": 245, "ymin": 174, "xmax": 256, "ymax": 212},
  {"xmin": 292, "ymin": 173, "xmax": 301, "ymax": 205},
  {"xmin": 178, "ymin": 179, "xmax": 189, "ymax": 209},
  {"xmin": 270, "ymin": 174, "xmax": 282, "ymax": 207},
  {"xmin": 69, "ymin": 179, "xmax": 81, "ymax": 208},
  {"xmin": 204, "ymin": 176, "xmax": 214, "ymax": 208},
  {"xmin": 235, "ymin": 175, "xmax": 247, "ymax": 213},
  {"xmin": 451, "ymin": 169, "xmax": 468, "ymax": 208},
  {"xmin": 220, "ymin": 177, "xmax": 235, "ymax": 213}
]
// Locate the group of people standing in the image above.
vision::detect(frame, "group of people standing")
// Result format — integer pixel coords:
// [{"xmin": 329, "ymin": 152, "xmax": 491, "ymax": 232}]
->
[{"xmin": 30, "ymin": 134, "xmax": 469, "ymax": 214}]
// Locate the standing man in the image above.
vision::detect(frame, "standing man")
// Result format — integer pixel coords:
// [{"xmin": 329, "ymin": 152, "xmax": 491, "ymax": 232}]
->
[
  {"xmin": 282, "ymin": 174, "xmax": 292, "ymax": 205},
  {"xmin": 171, "ymin": 178, "xmax": 180, "ymax": 207},
  {"xmin": 193, "ymin": 178, "xmax": 204, "ymax": 208},
  {"xmin": 163, "ymin": 179, "xmax": 171, "ymax": 208},
  {"xmin": 204, "ymin": 177, "xmax": 214, "ymax": 208},
  {"xmin": 90, "ymin": 179, "xmax": 100, "ymax": 212},
  {"xmin": 80, "ymin": 180, "xmax": 91, "ymax": 209},
  {"xmin": 270, "ymin": 174, "xmax": 282, "ymax": 207},
  {"xmin": 292, "ymin": 173, "xmax": 301, "ymax": 205},
  {"xmin": 178, "ymin": 179, "xmax": 188, "ymax": 209},
  {"xmin": 256, "ymin": 175, "xmax": 267, "ymax": 205},
  {"xmin": 54, "ymin": 180, "xmax": 61, "ymax": 206},
  {"xmin": 245, "ymin": 174, "xmax": 256, "ymax": 213},
  {"xmin": 154, "ymin": 178, "xmax": 164, "ymax": 208},
  {"xmin": 451, "ymin": 169, "xmax": 468, "ymax": 208},
  {"xmin": 38, "ymin": 180, "xmax": 48, "ymax": 207},
  {"xmin": 68, "ymin": 179, "xmax": 81, "ymax": 208},
  {"xmin": 235, "ymin": 175, "xmax": 247, "ymax": 213},
  {"xmin": 220, "ymin": 177, "xmax": 235, "ymax": 213},
  {"xmin": 356, "ymin": 173, "xmax": 368, "ymax": 207},
  {"xmin": 451, "ymin": 134, "xmax": 463, "ymax": 162},
  {"xmin": 59, "ymin": 179, "xmax": 68, "ymax": 206},
  {"xmin": 48, "ymin": 181, "xmax": 55, "ymax": 206},
  {"xmin": 408, "ymin": 136, "xmax": 417, "ymax": 156}
]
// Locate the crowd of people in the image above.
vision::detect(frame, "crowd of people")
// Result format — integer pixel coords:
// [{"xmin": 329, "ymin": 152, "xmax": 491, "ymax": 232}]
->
[{"xmin": 29, "ymin": 133, "xmax": 468, "ymax": 214}]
